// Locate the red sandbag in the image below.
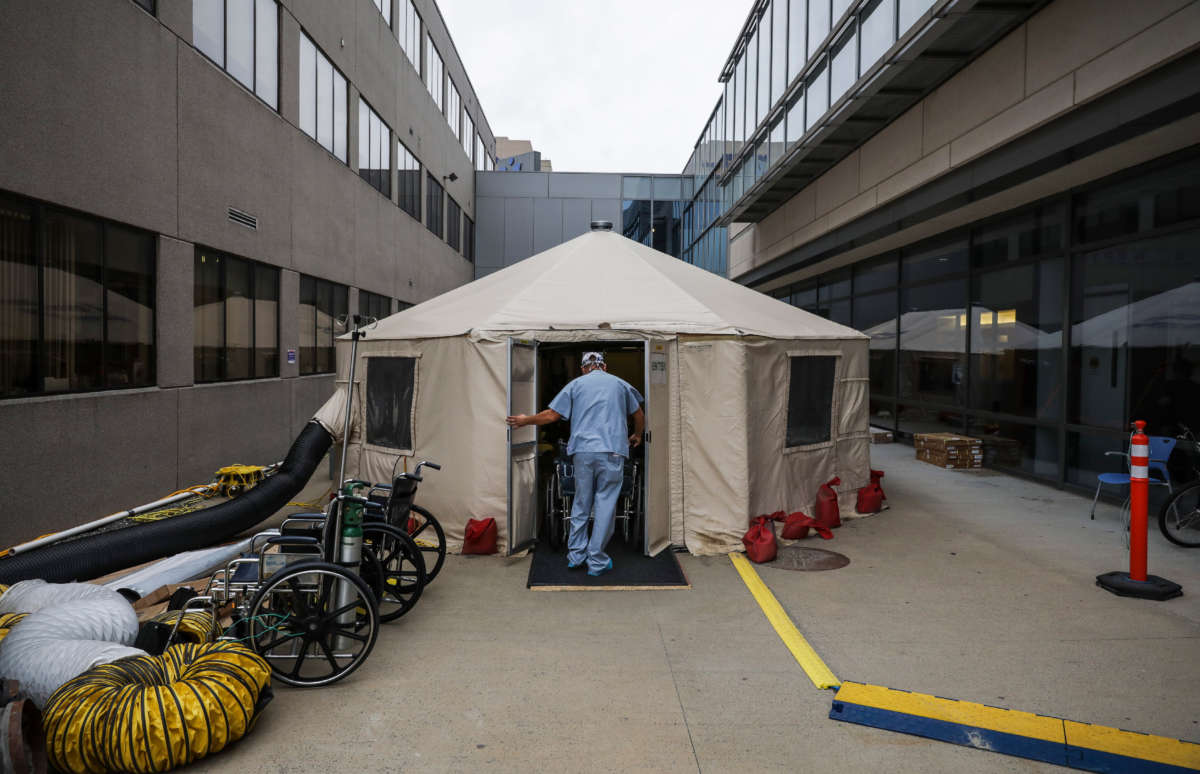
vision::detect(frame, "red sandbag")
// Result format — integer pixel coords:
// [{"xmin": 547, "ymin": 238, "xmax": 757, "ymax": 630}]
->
[
  {"xmin": 463, "ymin": 517, "xmax": 498, "ymax": 554},
  {"xmin": 870, "ymin": 469, "xmax": 887, "ymax": 501},
  {"xmin": 814, "ymin": 477, "xmax": 842, "ymax": 529},
  {"xmin": 856, "ymin": 482, "xmax": 884, "ymax": 514},
  {"xmin": 742, "ymin": 515, "xmax": 778, "ymax": 563},
  {"xmin": 781, "ymin": 511, "xmax": 833, "ymax": 540}
]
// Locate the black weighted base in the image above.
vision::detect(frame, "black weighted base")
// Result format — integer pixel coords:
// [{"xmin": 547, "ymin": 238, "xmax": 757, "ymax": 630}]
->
[{"xmin": 1096, "ymin": 571, "xmax": 1182, "ymax": 601}]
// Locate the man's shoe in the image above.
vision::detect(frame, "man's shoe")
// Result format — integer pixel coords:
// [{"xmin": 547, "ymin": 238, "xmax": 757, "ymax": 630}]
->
[
  {"xmin": 587, "ymin": 558, "xmax": 614, "ymax": 577},
  {"xmin": 567, "ymin": 561, "xmax": 585, "ymax": 571}
]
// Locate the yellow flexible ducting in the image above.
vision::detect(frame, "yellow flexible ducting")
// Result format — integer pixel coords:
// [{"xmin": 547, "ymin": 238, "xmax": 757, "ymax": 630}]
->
[
  {"xmin": 43, "ymin": 641, "xmax": 271, "ymax": 774},
  {"xmin": 0, "ymin": 611, "xmax": 26, "ymax": 643},
  {"xmin": 146, "ymin": 610, "xmax": 220, "ymax": 644}
]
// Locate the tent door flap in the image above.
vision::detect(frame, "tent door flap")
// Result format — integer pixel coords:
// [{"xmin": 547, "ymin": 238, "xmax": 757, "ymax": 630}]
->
[
  {"xmin": 643, "ymin": 339, "xmax": 671, "ymax": 556},
  {"xmin": 507, "ymin": 338, "xmax": 539, "ymax": 555}
]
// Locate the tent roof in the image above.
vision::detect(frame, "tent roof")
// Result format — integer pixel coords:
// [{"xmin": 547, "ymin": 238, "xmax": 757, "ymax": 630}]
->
[{"xmin": 366, "ymin": 230, "xmax": 867, "ymax": 340}]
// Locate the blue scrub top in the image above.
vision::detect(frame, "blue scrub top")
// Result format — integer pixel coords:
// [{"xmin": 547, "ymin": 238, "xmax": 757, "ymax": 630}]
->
[{"xmin": 548, "ymin": 370, "xmax": 644, "ymax": 457}]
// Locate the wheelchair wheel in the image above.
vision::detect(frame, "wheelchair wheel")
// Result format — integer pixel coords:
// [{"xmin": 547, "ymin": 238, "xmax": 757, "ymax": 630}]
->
[
  {"xmin": 246, "ymin": 560, "xmax": 379, "ymax": 688},
  {"xmin": 407, "ymin": 505, "xmax": 447, "ymax": 582},
  {"xmin": 543, "ymin": 473, "xmax": 562, "ymax": 550},
  {"xmin": 362, "ymin": 523, "xmax": 427, "ymax": 622}
]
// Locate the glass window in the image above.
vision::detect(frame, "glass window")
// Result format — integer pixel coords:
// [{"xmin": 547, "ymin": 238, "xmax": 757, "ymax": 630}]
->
[
  {"xmin": 788, "ymin": 0, "xmax": 807, "ymax": 81},
  {"xmin": 194, "ymin": 247, "xmax": 277, "ymax": 383},
  {"xmin": 1069, "ymin": 229, "xmax": 1200, "ymax": 435},
  {"xmin": 653, "ymin": 177, "xmax": 683, "ymax": 201},
  {"xmin": 254, "ymin": 0, "xmax": 278, "ymax": 108},
  {"xmin": 805, "ymin": 63, "xmax": 827, "ymax": 131},
  {"xmin": 366, "ymin": 357, "xmax": 416, "ymax": 450},
  {"xmin": 400, "ymin": 0, "xmax": 421, "ymax": 70},
  {"xmin": 193, "ymin": 0, "xmax": 278, "ymax": 108},
  {"xmin": 193, "ymin": 0, "xmax": 224, "ymax": 66},
  {"xmin": 820, "ymin": 268, "xmax": 850, "ymax": 301},
  {"xmin": 808, "ymin": 0, "xmax": 829, "ymax": 59},
  {"xmin": 447, "ymin": 80, "xmax": 461, "ymax": 138},
  {"xmin": 0, "ymin": 195, "xmax": 38, "ymax": 397},
  {"xmin": 735, "ymin": 53, "xmax": 747, "ymax": 145},
  {"xmin": 358, "ymin": 99, "xmax": 391, "ymax": 197},
  {"xmin": 226, "ymin": 0, "xmax": 253, "ymax": 89},
  {"xmin": 899, "ymin": 0, "xmax": 936, "ymax": 33},
  {"xmin": 372, "ymin": 0, "xmax": 391, "ymax": 27},
  {"xmin": 896, "ymin": 402, "xmax": 963, "ymax": 437},
  {"xmin": 855, "ymin": 253, "xmax": 898, "ymax": 293},
  {"xmin": 446, "ymin": 196, "xmax": 461, "ymax": 252},
  {"xmin": 475, "ymin": 134, "xmax": 485, "ymax": 171},
  {"xmin": 902, "ymin": 236, "xmax": 967, "ymax": 284},
  {"xmin": 785, "ymin": 92, "xmax": 805, "ymax": 145},
  {"xmin": 622, "ymin": 176, "xmax": 652, "ymax": 199},
  {"xmin": 854, "ymin": 289, "xmax": 897, "ymax": 397},
  {"xmin": 463, "ymin": 216, "xmax": 475, "ymax": 263},
  {"xmin": 769, "ymin": 116, "xmax": 785, "ymax": 168},
  {"xmin": 786, "ymin": 355, "xmax": 837, "ymax": 446},
  {"xmin": 971, "ymin": 259, "xmax": 1064, "ymax": 419},
  {"xmin": 398, "ymin": 141, "xmax": 421, "ymax": 221},
  {"xmin": 830, "ymin": 27, "xmax": 856, "ymax": 105},
  {"xmin": 972, "ymin": 203, "xmax": 1064, "ymax": 268},
  {"xmin": 298, "ymin": 274, "xmax": 346, "ymax": 375},
  {"xmin": 832, "ymin": 0, "xmax": 852, "ymax": 22},
  {"xmin": 772, "ymin": 0, "xmax": 788, "ymax": 105},
  {"xmin": 753, "ymin": 140, "xmax": 766, "ymax": 182},
  {"xmin": 462, "ymin": 112, "xmax": 474, "ymax": 159},
  {"xmin": 860, "ymin": 0, "xmax": 894, "ymax": 73},
  {"xmin": 299, "ymin": 33, "xmax": 347, "ymax": 162},
  {"xmin": 1066, "ymin": 430, "xmax": 1129, "ymax": 489},
  {"xmin": 965, "ymin": 418, "xmax": 1059, "ymax": 477},
  {"xmin": 757, "ymin": 18, "xmax": 771, "ymax": 126},
  {"xmin": 1073, "ymin": 158, "xmax": 1200, "ymax": 244},
  {"xmin": 652, "ymin": 200, "xmax": 683, "ymax": 258},
  {"xmin": 425, "ymin": 36, "xmax": 444, "ymax": 112},
  {"xmin": 41, "ymin": 211, "xmax": 103, "ymax": 393},
  {"xmin": 359, "ymin": 289, "xmax": 391, "ymax": 322},
  {"xmin": 622, "ymin": 200, "xmax": 652, "ymax": 245},
  {"xmin": 899, "ymin": 278, "xmax": 967, "ymax": 405},
  {"xmin": 426, "ymin": 173, "xmax": 444, "ymax": 238},
  {"xmin": 724, "ymin": 79, "xmax": 736, "ymax": 157}
]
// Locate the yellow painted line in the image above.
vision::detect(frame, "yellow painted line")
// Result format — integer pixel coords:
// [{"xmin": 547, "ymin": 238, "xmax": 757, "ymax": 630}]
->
[
  {"xmin": 1065, "ymin": 720, "xmax": 1200, "ymax": 770},
  {"xmin": 729, "ymin": 553, "xmax": 840, "ymax": 689},
  {"xmin": 835, "ymin": 681, "xmax": 1065, "ymax": 744}
]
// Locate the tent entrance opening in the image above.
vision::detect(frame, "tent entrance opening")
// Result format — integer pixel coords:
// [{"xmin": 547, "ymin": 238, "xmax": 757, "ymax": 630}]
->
[{"xmin": 535, "ymin": 341, "xmax": 649, "ymax": 555}]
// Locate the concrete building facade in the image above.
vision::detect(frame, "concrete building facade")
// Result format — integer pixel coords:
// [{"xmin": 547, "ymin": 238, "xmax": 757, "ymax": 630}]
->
[{"xmin": 0, "ymin": 0, "xmax": 495, "ymax": 543}]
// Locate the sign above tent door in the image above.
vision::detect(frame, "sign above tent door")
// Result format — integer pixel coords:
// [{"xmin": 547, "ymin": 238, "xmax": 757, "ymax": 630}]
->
[{"xmin": 507, "ymin": 338, "xmax": 539, "ymax": 555}]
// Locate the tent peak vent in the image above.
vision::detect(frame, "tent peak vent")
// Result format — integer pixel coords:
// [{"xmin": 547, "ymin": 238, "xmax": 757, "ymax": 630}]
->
[{"xmin": 590, "ymin": 220, "xmax": 613, "ymax": 231}]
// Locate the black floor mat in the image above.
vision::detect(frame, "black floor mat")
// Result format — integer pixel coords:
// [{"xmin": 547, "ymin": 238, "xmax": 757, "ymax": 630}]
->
[{"xmin": 527, "ymin": 538, "xmax": 689, "ymax": 589}]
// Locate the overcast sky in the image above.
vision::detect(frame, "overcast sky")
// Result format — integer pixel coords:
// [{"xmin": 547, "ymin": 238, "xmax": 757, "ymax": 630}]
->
[{"xmin": 437, "ymin": 0, "xmax": 751, "ymax": 174}]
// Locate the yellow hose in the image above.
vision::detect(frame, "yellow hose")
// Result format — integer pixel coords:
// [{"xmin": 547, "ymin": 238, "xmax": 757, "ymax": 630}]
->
[
  {"xmin": 43, "ymin": 641, "xmax": 271, "ymax": 773},
  {"xmin": 0, "ymin": 611, "xmax": 26, "ymax": 644},
  {"xmin": 147, "ymin": 610, "xmax": 220, "ymax": 644}
]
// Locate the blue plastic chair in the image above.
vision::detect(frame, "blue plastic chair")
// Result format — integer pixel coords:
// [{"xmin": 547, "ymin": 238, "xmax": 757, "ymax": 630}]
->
[{"xmin": 1089, "ymin": 435, "xmax": 1175, "ymax": 519}]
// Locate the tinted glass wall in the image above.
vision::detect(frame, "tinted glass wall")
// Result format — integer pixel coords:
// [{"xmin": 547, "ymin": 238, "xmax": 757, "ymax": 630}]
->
[
  {"xmin": 1, "ymin": 192, "xmax": 155, "ymax": 398},
  {"xmin": 194, "ymin": 247, "xmax": 278, "ymax": 383},
  {"xmin": 621, "ymin": 176, "xmax": 686, "ymax": 261},
  {"xmin": 771, "ymin": 153, "xmax": 1200, "ymax": 488}
]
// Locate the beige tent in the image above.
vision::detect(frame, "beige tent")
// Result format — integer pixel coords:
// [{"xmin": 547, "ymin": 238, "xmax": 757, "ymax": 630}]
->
[{"xmin": 312, "ymin": 227, "xmax": 871, "ymax": 556}]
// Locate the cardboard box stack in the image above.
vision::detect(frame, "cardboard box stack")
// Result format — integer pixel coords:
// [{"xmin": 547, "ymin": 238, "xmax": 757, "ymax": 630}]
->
[
  {"xmin": 914, "ymin": 432, "xmax": 983, "ymax": 469},
  {"xmin": 870, "ymin": 426, "xmax": 894, "ymax": 444}
]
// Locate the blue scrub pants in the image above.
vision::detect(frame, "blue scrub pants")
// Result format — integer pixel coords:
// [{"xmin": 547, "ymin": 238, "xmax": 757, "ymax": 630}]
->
[{"xmin": 566, "ymin": 452, "xmax": 624, "ymax": 573}]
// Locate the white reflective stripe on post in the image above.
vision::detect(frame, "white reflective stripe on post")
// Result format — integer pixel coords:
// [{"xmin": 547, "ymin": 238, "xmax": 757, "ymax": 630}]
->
[
  {"xmin": 1130, "ymin": 464, "xmax": 1149, "ymax": 479},
  {"xmin": 1130, "ymin": 444, "xmax": 1149, "ymax": 457}
]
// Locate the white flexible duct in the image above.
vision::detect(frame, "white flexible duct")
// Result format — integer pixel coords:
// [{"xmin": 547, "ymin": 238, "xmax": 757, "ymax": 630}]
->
[
  {"xmin": 0, "ymin": 581, "xmax": 144, "ymax": 707},
  {"xmin": 102, "ymin": 538, "xmax": 252, "ymax": 599}
]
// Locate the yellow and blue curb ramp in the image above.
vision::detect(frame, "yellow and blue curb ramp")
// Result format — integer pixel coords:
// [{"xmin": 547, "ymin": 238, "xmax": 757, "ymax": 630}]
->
[{"xmin": 830, "ymin": 681, "xmax": 1200, "ymax": 773}]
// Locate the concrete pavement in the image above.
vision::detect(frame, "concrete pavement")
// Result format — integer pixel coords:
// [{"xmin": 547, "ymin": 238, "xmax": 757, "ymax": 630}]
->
[{"xmin": 191, "ymin": 443, "xmax": 1200, "ymax": 772}]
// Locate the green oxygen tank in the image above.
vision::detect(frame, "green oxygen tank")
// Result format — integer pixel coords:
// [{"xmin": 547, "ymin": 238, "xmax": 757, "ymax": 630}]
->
[{"xmin": 335, "ymin": 482, "xmax": 367, "ymax": 645}]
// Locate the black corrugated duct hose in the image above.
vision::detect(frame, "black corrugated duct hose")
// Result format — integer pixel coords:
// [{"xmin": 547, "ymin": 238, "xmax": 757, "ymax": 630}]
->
[{"xmin": 0, "ymin": 422, "xmax": 333, "ymax": 585}]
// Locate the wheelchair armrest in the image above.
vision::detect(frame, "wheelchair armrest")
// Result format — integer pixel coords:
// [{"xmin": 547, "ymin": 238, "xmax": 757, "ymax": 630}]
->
[
  {"xmin": 261, "ymin": 534, "xmax": 320, "ymax": 550},
  {"xmin": 250, "ymin": 529, "xmax": 281, "ymax": 554}
]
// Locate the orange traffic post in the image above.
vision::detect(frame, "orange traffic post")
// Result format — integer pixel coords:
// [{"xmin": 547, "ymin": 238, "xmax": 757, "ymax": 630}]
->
[{"xmin": 1097, "ymin": 420, "xmax": 1182, "ymax": 601}]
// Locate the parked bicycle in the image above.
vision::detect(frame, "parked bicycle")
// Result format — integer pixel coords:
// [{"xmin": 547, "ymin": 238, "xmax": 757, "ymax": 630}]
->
[{"xmin": 1159, "ymin": 424, "xmax": 1200, "ymax": 547}]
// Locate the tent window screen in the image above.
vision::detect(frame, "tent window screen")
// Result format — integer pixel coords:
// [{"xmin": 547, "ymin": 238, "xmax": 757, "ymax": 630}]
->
[
  {"xmin": 366, "ymin": 357, "xmax": 416, "ymax": 450},
  {"xmin": 786, "ymin": 356, "xmax": 836, "ymax": 447}
]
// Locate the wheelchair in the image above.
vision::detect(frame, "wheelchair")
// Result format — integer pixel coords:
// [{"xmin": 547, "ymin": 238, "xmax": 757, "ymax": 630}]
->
[
  {"xmin": 543, "ymin": 442, "xmax": 642, "ymax": 551},
  {"xmin": 192, "ymin": 462, "xmax": 445, "ymax": 688}
]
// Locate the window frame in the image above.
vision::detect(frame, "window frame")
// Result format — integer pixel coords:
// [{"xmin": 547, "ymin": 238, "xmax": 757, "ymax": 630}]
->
[
  {"xmin": 364, "ymin": 354, "xmax": 419, "ymax": 454},
  {"xmin": 425, "ymin": 172, "xmax": 444, "ymax": 239},
  {"xmin": 193, "ymin": 246, "xmax": 278, "ymax": 384},
  {"xmin": 425, "ymin": 35, "xmax": 444, "ymax": 112},
  {"xmin": 783, "ymin": 350, "xmax": 841, "ymax": 452},
  {"xmin": 446, "ymin": 195, "xmax": 461, "ymax": 252},
  {"xmin": 357, "ymin": 97, "xmax": 392, "ymax": 198},
  {"xmin": 192, "ymin": 0, "xmax": 280, "ymax": 110},
  {"xmin": 397, "ymin": 140, "xmax": 422, "ymax": 221},
  {"xmin": 299, "ymin": 31, "xmax": 348, "ymax": 163},
  {"xmin": 297, "ymin": 274, "xmax": 348, "ymax": 376}
]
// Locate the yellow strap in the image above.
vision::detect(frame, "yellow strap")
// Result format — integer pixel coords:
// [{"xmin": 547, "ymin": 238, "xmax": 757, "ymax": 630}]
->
[{"xmin": 729, "ymin": 552, "xmax": 840, "ymax": 689}]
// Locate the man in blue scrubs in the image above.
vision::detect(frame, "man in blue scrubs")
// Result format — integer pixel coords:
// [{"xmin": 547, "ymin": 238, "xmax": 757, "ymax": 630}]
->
[{"xmin": 506, "ymin": 351, "xmax": 644, "ymax": 576}]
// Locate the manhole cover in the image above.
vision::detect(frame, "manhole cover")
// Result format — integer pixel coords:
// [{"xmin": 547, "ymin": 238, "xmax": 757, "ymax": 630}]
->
[{"xmin": 769, "ymin": 546, "xmax": 850, "ymax": 571}]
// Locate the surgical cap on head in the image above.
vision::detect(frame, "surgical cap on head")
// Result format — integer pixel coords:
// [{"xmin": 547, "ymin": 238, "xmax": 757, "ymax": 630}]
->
[{"xmin": 581, "ymin": 351, "xmax": 605, "ymax": 368}]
